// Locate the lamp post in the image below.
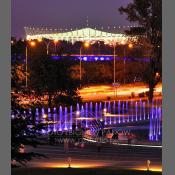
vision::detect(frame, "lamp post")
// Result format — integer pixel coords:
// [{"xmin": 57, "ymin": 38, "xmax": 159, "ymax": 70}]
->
[
  {"xmin": 79, "ymin": 42, "xmax": 90, "ymax": 83},
  {"xmin": 80, "ymin": 47, "xmax": 82, "ymax": 82},
  {"xmin": 38, "ymin": 38, "xmax": 59, "ymax": 55},
  {"xmin": 112, "ymin": 43, "xmax": 119, "ymax": 98},
  {"xmin": 122, "ymin": 43, "xmax": 133, "ymax": 84},
  {"xmin": 25, "ymin": 41, "xmax": 36, "ymax": 88},
  {"xmin": 54, "ymin": 39, "xmax": 59, "ymax": 54},
  {"xmin": 123, "ymin": 46, "xmax": 126, "ymax": 85},
  {"xmin": 113, "ymin": 43, "xmax": 117, "ymax": 84}
]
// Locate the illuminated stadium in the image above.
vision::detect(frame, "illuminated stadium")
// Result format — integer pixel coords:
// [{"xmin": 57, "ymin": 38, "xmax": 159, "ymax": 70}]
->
[
  {"xmin": 24, "ymin": 27, "xmax": 135, "ymax": 44},
  {"xmin": 24, "ymin": 26, "xmax": 148, "ymax": 62}
]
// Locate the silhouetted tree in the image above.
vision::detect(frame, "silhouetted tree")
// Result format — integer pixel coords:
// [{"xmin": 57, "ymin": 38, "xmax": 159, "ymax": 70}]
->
[
  {"xmin": 11, "ymin": 59, "xmax": 46, "ymax": 167},
  {"xmin": 29, "ymin": 54, "xmax": 81, "ymax": 107},
  {"xmin": 119, "ymin": 0, "xmax": 162, "ymax": 102}
]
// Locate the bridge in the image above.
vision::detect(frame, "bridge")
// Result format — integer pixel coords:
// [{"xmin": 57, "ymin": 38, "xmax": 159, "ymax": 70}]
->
[{"xmin": 51, "ymin": 54, "xmax": 151, "ymax": 62}]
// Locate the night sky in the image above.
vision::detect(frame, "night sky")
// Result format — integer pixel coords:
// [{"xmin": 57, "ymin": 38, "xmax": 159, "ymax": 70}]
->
[{"xmin": 12, "ymin": 0, "xmax": 133, "ymax": 39}]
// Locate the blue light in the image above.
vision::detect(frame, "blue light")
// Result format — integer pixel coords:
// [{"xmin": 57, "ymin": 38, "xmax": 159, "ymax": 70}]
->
[
  {"xmin": 95, "ymin": 57, "xmax": 98, "ymax": 61},
  {"xmin": 83, "ymin": 57, "xmax": 87, "ymax": 61},
  {"xmin": 51, "ymin": 55, "xmax": 151, "ymax": 62}
]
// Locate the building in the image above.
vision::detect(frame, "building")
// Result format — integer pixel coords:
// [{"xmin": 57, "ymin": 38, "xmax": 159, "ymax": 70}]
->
[{"xmin": 24, "ymin": 27, "xmax": 135, "ymax": 45}]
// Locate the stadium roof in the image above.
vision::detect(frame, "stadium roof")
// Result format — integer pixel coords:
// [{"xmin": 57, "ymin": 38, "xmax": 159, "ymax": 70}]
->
[{"xmin": 24, "ymin": 27, "xmax": 135, "ymax": 44}]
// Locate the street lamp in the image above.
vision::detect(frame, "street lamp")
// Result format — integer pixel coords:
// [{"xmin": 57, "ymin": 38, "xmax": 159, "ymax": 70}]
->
[
  {"xmin": 113, "ymin": 43, "xmax": 117, "ymax": 84},
  {"xmin": 79, "ymin": 41, "xmax": 90, "ymax": 82},
  {"xmin": 25, "ymin": 40, "xmax": 36, "ymax": 88},
  {"xmin": 122, "ymin": 42, "xmax": 133, "ymax": 84},
  {"xmin": 37, "ymin": 38, "xmax": 59, "ymax": 55},
  {"xmin": 54, "ymin": 39, "xmax": 59, "ymax": 54}
]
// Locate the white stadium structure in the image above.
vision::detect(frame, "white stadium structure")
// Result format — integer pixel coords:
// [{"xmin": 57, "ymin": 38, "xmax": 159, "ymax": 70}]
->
[{"xmin": 24, "ymin": 27, "xmax": 135, "ymax": 45}]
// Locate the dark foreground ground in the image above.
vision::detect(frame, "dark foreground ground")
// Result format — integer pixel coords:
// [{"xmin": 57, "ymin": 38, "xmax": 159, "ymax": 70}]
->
[{"xmin": 12, "ymin": 168, "xmax": 162, "ymax": 175}]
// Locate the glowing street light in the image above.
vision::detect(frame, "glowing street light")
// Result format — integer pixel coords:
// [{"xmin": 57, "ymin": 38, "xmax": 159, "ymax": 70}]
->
[
  {"xmin": 30, "ymin": 41, "xmax": 36, "ymax": 47},
  {"xmin": 37, "ymin": 38, "xmax": 59, "ymax": 55},
  {"xmin": 128, "ymin": 43, "xmax": 133, "ymax": 48},
  {"xmin": 54, "ymin": 39, "xmax": 59, "ymax": 53},
  {"xmin": 84, "ymin": 42, "xmax": 90, "ymax": 48},
  {"xmin": 37, "ymin": 38, "xmax": 42, "ymax": 42}
]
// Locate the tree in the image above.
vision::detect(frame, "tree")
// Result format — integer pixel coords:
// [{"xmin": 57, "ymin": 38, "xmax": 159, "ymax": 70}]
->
[
  {"xmin": 11, "ymin": 59, "xmax": 46, "ymax": 167},
  {"xmin": 29, "ymin": 54, "xmax": 81, "ymax": 107},
  {"xmin": 119, "ymin": 0, "xmax": 162, "ymax": 102},
  {"xmin": 11, "ymin": 113, "xmax": 46, "ymax": 167}
]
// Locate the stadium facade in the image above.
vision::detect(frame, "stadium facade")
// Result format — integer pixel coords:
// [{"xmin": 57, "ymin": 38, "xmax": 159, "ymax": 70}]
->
[{"xmin": 24, "ymin": 27, "xmax": 135, "ymax": 44}]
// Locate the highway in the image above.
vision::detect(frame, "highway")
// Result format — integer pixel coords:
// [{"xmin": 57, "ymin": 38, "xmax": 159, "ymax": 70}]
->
[{"xmin": 79, "ymin": 83, "xmax": 162, "ymax": 101}]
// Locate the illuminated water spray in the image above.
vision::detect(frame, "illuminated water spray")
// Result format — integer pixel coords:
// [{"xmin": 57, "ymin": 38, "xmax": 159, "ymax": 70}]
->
[
  {"xmin": 35, "ymin": 108, "xmax": 39, "ymax": 122},
  {"xmin": 47, "ymin": 108, "xmax": 51, "ymax": 133},
  {"xmin": 108, "ymin": 101, "xmax": 111, "ymax": 125},
  {"xmin": 76, "ymin": 103, "xmax": 80, "ymax": 129},
  {"xmin": 85, "ymin": 103, "xmax": 88, "ymax": 128},
  {"xmin": 131, "ymin": 100, "xmax": 134, "ymax": 122},
  {"xmin": 118, "ymin": 100, "xmax": 121, "ymax": 123},
  {"xmin": 59, "ymin": 106, "xmax": 63, "ymax": 131},
  {"xmin": 122, "ymin": 101, "xmax": 125, "ymax": 123},
  {"xmin": 99, "ymin": 102, "xmax": 102, "ymax": 121},
  {"xmin": 126, "ymin": 101, "xmax": 129, "ymax": 122},
  {"xmin": 64, "ymin": 107, "xmax": 68, "ymax": 130},
  {"xmin": 135, "ymin": 101, "xmax": 138, "ymax": 121},
  {"xmin": 104, "ymin": 101, "xmax": 107, "ymax": 125},
  {"xmin": 95, "ymin": 102, "xmax": 98, "ymax": 120},
  {"xmin": 53, "ymin": 107, "xmax": 57, "ymax": 132},
  {"xmin": 69, "ymin": 106, "xmax": 73, "ymax": 130},
  {"xmin": 113, "ymin": 101, "xmax": 116, "ymax": 124},
  {"xmin": 139, "ymin": 99, "xmax": 142, "ymax": 120},
  {"xmin": 143, "ymin": 102, "xmax": 146, "ymax": 120}
]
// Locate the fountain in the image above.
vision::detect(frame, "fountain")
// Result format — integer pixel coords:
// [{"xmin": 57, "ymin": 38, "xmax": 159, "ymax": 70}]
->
[
  {"xmin": 59, "ymin": 106, "xmax": 63, "ymax": 131},
  {"xmin": 104, "ymin": 101, "xmax": 107, "ymax": 125},
  {"xmin": 95, "ymin": 102, "xmax": 98, "ymax": 121},
  {"xmin": 122, "ymin": 101, "xmax": 125, "ymax": 123},
  {"xmin": 108, "ymin": 101, "xmax": 111, "ymax": 125},
  {"xmin": 113, "ymin": 101, "xmax": 116, "ymax": 124},
  {"xmin": 118, "ymin": 100, "xmax": 121, "ymax": 123},
  {"xmin": 16, "ymin": 98, "xmax": 162, "ymax": 141},
  {"xmin": 70, "ymin": 106, "xmax": 73, "ymax": 130},
  {"xmin": 139, "ymin": 99, "xmax": 142, "ymax": 121},
  {"xmin": 99, "ymin": 102, "xmax": 102, "ymax": 121},
  {"xmin": 64, "ymin": 107, "xmax": 68, "ymax": 130},
  {"xmin": 85, "ymin": 103, "xmax": 88, "ymax": 128},
  {"xmin": 135, "ymin": 101, "xmax": 138, "ymax": 121}
]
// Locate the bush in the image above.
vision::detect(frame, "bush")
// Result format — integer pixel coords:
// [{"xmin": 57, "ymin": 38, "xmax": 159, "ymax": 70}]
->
[
  {"xmin": 145, "ymin": 91, "xmax": 149, "ymax": 97},
  {"xmin": 107, "ymin": 96, "xmax": 111, "ymax": 100},
  {"xmin": 138, "ymin": 92, "xmax": 145, "ymax": 97},
  {"xmin": 131, "ymin": 92, "xmax": 135, "ymax": 98}
]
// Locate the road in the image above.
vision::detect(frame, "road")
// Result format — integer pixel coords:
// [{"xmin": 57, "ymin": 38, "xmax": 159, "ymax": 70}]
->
[
  {"xmin": 16, "ymin": 83, "xmax": 162, "ymax": 105},
  {"xmin": 24, "ymin": 142, "xmax": 162, "ymax": 172},
  {"xmin": 79, "ymin": 83, "xmax": 162, "ymax": 101}
]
